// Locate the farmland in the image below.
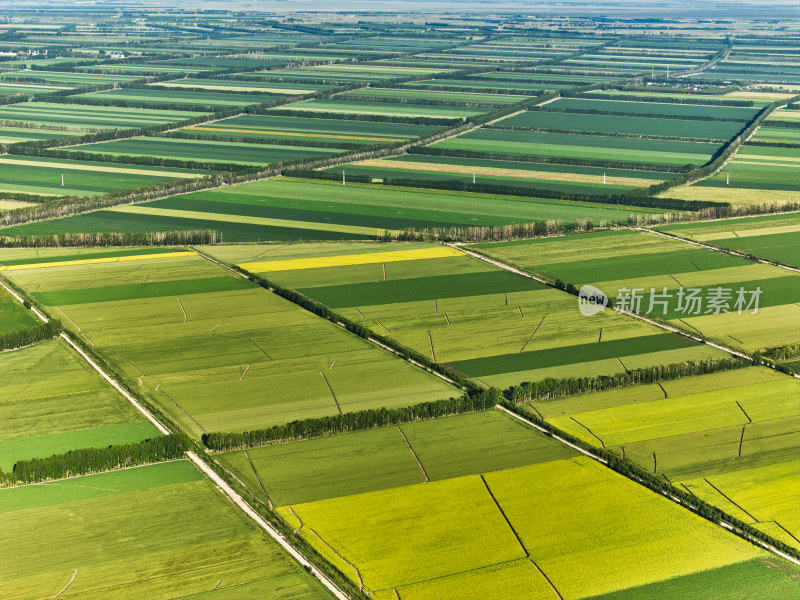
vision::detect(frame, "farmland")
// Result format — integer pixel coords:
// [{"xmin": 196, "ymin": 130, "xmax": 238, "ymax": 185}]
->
[
  {"xmin": 3, "ymin": 248, "xmax": 456, "ymax": 437},
  {"xmin": 207, "ymin": 241, "xmax": 726, "ymax": 388},
  {"xmin": 1, "ymin": 461, "xmax": 329, "ymax": 599},
  {"xmin": 1, "ymin": 10, "xmax": 800, "ymax": 600},
  {"xmin": 525, "ymin": 367, "xmax": 800, "ymax": 550},
  {"xmin": 474, "ymin": 229, "xmax": 800, "ymax": 353}
]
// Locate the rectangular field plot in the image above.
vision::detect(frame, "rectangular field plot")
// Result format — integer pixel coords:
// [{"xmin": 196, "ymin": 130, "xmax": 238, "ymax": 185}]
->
[
  {"xmin": 549, "ymin": 98, "xmax": 759, "ymax": 121},
  {"xmin": 175, "ymin": 113, "xmax": 437, "ymax": 145},
  {"xmin": 656, "ymin": 213, "xmax": 800, "ymax": 267},
  {"xmin": 218, "ymin": 410, "xmax": 577, "ymax": 506},
  {"xmin": 209, "ymin": 241, "xmax": 725, "ymax": 388},
  {"xmin": 0, "ymin": 286, "xmax": 39, "ymax": 334},
  {"xmin": 0, "ymin": 338, "xmax": 158, "ymax": 471},
  {"xmin": 0, "ymin": 178, "xmax": 659, "ymax": 242},
  {"xmin": 75, "ymin": 87, "xmax": 285, "ymax": 108},
  {"xmin": 281, "ymin": 457, "xmax": 778, "ymax": 599},
  {"xmin": 61, "ymin": 136, "xmax": 344, "ymax": 166},
  {"xmin": 335, "ymin": 154, "xmax": 673, "ymax": 196},
  {"xmin": 0, "ymin": 461, "xmax": 329, "ymax": 599},
  {"xmin": 474, "ymin": 229, "xmax": 800, "ymax": 353},
  {"xmin": 497, "ymin": 109, "xmax": 746, "ymax": 141},
  {"xmin": 0, "ymin": 155, "xmax": 210, "ymax": 197},
  {"xmin": 432, "ymin": 129, "xmax": 718, "ymax": 167},
  {"xmin": 271, "ymin": 99, "xmax": 481, "ymax": 120},
  {"xmin": 4, "ymin": 250, "xmax": 455, "ymax": 436},
  {"xmin": 0, "ymin": 102, "xmax": 207, "ymax": 129}
]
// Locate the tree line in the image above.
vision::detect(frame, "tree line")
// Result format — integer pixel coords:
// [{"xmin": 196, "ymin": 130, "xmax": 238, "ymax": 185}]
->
[
  {"xmin": 2, "ymin": 434, "xmax": 190, "ymax": 485},
  {"xmin": 0, "ymin": 316, "xmax": 62, "ymax": 352},
  {"xmin": 204, "ymin": 388, "xmax": 501, "ymax": 451},
  {"xmin": 0, "ymin": 230, "xmax": 218, "ymax": 248}
]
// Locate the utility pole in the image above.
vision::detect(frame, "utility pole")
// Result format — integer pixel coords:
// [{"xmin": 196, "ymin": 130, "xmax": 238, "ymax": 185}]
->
[
  {"xmin": 727, "ymin": 172, "xmax": 729, "ymax": 185},
  {"xmin": 61, "ymin": 174, "xmax": 64, "ymax": 187},
  {"xmin": 473, "ymin": 173, "xmax": 476, "ymax": 184},
  {"xmin": 603, "ymin": 172, "xmax": 606, "ymax": 185},
  {"xmin": 342, "ymin": 170, "xmax": 345, "ymax": 185}
]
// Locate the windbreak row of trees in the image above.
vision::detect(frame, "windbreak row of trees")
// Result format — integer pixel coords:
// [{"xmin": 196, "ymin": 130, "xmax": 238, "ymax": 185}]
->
[
  {"xmin": 0, "ymin": 230, "xmax": 218, "ymax": 247},
  {"xmin": 204, "ymin": 388, "xmax": 502, "ymax": 451},
  {"xmin": 0, "ymin": 317, "xmax": 61, "ymax": 352},
  {"xmin": 504, "ymin": 357, "xmax": 750, "ymax": 403},
  {"xmin": 2, "ymin": 434, "xmax": 190, "ymax": 484}
]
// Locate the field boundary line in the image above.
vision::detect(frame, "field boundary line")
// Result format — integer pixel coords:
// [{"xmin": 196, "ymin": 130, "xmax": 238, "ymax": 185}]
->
[
  {"xmin": 159, "ymin": 388, "xmax": 207, "ymax": 434},
  {"xmin": 287, "ymin": 507, "xmax": 304, "ymax": 533},
  {"xmin": 638, "ymin": 227, "xmax": 800, "ymax": 275},
  {"xmin": 735, "ymin": 401, "xmax": 752, "ymax": 423},
  {"xmin": 495, "ymin": 405, "xmax": 608, "ymax": 465},
  {"xmin": 771, "ymin": 521, "xmax": 800, "ymax": 547},
  {"xmin": 52, "ymin": 569, "xmax": 78, "ymax": 600},
  {"xmin": 519, "ymin": 315, "xmax": 545, "ymax": 352},
  {"xmin": 427, "ymin": 330, "xmax": 436, "ymax": 362},
  {"xmin": 186, "ymin": 452, "xmax": 351, "ymax": 600},
  {"xmin": 529, "ymin": 560, "xmax": 563, "ymax": 600},
  {"xmin": 480, "ymin": 474, "xmax": 529, "ymax": 557},
  {"xmin": 569, "ymin": 417, "xmax": 605, "ymax": 448},
  {"xmin": 702, "ymin": 478, "xmax": 760, "ymax": 522},
  {"xmin": 309, "ymin": 527, "xmax": 364, "ymax": 591},
  {"xmin": 319, "ymin": 371, "xmax": 342, "ymax": 414},
  {"xmin": 244, "ymin": 449, "xmax": 273, "ymax": 510},
  {"xmin": 397, "ymin": 426, "xmax": 429, "ymax": 482},
  {"xmin": 176, "ymin": 296, "xmax": 187, "ymax": 321},
  {"xmin": 189, "ymin": 247, "xmax": 250, "ymax": 278}
]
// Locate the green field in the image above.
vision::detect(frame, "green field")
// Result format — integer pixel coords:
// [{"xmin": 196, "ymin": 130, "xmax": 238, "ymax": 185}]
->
[
  {"xmin": 433, "ymin": 129, "xmax": 717, "ymax": 166},
  {"xmin": 656, "ymin": 213, "xmax": 800, "ymax": 267},
  {"xmin": 0, "ymin": 338, "xmax": 158, "ymax": 471},
  {"xmin": 63, "ymin": 136, "xmax": 344, "ymax": 166},
  {"xmin": 77, "ymin": 87, "xmax": 284, "ymax": 108},
  {"xmin": 209, "ymin": 241, "xmax": 725, "ymax": 387},
  {"xmin": 4, "ymin": 250, "xmax": 455, "ymax": 436},
  {"xmin": 282, "ymin": 456, "xmax": 775, "ymax": 598},
  {"xmin": 272, "ymin": 99, "xmax": 480, "ymax": 119},
  {"xmin": 0, "ymin": 178, "xmax": 662, "ymax": 242},
  {"xmin": 547, "ymin": 98, "xmax": 759, "ymax": 120},
  {"xmin": 0, "ymin": 287, "xmax": 39, "ymax": 334},
  {"xmin": 0, "ymin": 102, "xmax": 207, "ymax": 129},
  {"xmin": 0, "ymin": 155, "xmax": 210, "ymax": 197},
  {"xmin": 474, "ymin": 229, "xmax": 800, "ymax": 352},
  {"xmin": 498, "ymin": 110, "xmax": 745, "ymax": 140},
  {"xmin": 219, "ymin": 410, "xmax": 577, "ymax": 506},
  {"xmin": 1, "ymin": 461, "xmax": 329, "ymax": 599}
]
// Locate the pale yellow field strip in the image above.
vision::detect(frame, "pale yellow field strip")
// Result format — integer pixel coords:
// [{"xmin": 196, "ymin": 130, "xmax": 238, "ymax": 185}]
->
[
  {"xmin": 108, "ymin": 205, "xmax": 384, "ymax": 236},
  {"xmin": 734, "ymin": 160, "xmax": 800, "ymax": 168},
  {"xmin": 0, "ymin": 251, "xmax": 196, "ymax": 271},
  {"xmin": 239, "ymin": 246, "xmax": 464, "ymax": 272},
  {"xmin": 153, "ymin": 82, "xmax": 316, "ymax": 94},
  {"xmin": 692, "ymin": 223, "xmax": 800, "ymax": 241},
  {"xmin": 724, "ymin": 91, "xmax": 797, "ymax": 100},
  {"xmin": 186, "ymin": 126, "xmax": 406, "ymax": 143},
  {"xmin": 0, "ymin": 82, "xmax": 71, "ymax": 90},
  {"xmin": 736, "ymin": 154, "xmax": 800, "ymax": 164},
  {"xmin": 0, "ymin": 157, "xmax": 202, "ymax": 179},
  {"xmin": 0, "ymin": 199, "xmax": 36, "ymax": 209},
  {"xmin": 356, "ymin": 159, "xmax": 659, "ymax": 187}
]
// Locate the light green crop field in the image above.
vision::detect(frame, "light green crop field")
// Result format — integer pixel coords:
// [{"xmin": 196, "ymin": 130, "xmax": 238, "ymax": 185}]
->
[
  {"xmin": 272, "ymin": 99, "xmax": 481, "ymax": 119},
  {"xmin": 1, "ymin": 461, "xmax": 329, "ymax": 599},
  {"xmin": 0, "ymin": 338, "xmax": 157, "ymax": 470},
  {"xmin": 5, "ymin": 251, "xmax": 455, "ymax": 436},
  {"xmin": 680, "ymin": 459, "xmax": 800, "ymax": 549},
  {"xmin": 0, "ymin": 102, "xmax": 207, "ymax": 129},
  {"xmin": 0, "ymin": 155, "xmax": 209, "ymax": 197},
  {"xmin": 473, "ymin": 229, "xmax": 800, "ymax": 353},
  {"xmin": 219, "ymin": 410, "xmax": 577, "ymax": 506},
  {"xmin": 0, "ymin": 287, "xmax": 39, "ymax": 334},
  {"xmin": 0, "ymin": 177, "xmax": 664, "ymax": 242},
  {"xmin": 282, "ymin": 457, "xmax": 770, "ymax": 599},
  {"xmin": 209, "ymin": 242, "xmax": 723, "ymax": 387}
]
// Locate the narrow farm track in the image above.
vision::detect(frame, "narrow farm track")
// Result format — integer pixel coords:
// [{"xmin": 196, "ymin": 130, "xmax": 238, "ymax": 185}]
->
[
  {"xmin": 52, "ymin": 569, "xmax": 78, "ymax": 600},
  {"xmin": 398, "ymin": 427, "xmax": 429, "ymax": 482}
]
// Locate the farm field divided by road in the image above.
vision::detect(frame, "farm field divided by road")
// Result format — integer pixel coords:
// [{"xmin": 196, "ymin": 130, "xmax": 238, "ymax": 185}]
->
[{"xmin": 1, "ymin": 8, "xmax": 800, "ymax": 600}]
